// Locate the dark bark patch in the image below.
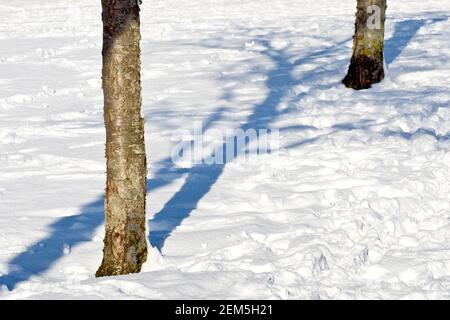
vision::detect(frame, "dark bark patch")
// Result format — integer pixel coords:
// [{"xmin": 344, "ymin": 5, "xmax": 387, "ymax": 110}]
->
[{"xmin": 343, "ymin": 55, "xmax": 385, "ymax": 90}]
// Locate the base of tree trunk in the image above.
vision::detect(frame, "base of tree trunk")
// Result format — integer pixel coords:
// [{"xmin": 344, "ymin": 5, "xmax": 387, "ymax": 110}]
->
[
  {"xmin": 342, "ymin": 56, "xmax": 385, "ymax": 90},
  {"xmin": 95, "ymin": 226, "xmax": 148, "ymax": 278},
  {"xmin": 96, "ymin": 263, "xmax": 145, "ymax": 278},
  {"xmin": 95, "ymin": 243, "xmax": 147, "ymax": 278}
]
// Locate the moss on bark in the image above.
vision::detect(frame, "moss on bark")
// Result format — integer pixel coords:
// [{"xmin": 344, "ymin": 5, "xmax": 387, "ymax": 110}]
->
[{"xmin": 343, "ymin": 0, "xmax": 387, "ymax": 90}]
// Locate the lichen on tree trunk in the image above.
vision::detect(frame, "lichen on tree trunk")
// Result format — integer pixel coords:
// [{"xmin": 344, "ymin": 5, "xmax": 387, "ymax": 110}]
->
[
  {"xmin": 343, "ymin": 0, "xmax": 387, "ymax": 90},
  {"xmin": 96, "ymin": 0, "xmax": 148, "ymax": 277}
]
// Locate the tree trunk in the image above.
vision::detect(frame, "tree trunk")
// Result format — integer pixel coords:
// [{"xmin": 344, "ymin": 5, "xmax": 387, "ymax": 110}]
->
[
  {"xmin": 343, "ymin": 0, "xmax": 387, "ymax": 90},
  {"xmin": 96, "ymin": 0, "xmax": 148, "ymax": 277}
]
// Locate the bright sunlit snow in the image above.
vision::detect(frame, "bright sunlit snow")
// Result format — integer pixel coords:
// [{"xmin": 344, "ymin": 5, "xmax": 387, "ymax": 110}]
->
[{"xmin": 1, "ymin": 0, "xmax": 450, "ymax": 299}]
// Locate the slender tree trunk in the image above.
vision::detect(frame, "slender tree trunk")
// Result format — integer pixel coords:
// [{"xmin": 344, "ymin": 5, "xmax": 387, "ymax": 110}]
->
[
  {"xmin": 96, "ymin": 0, "xmax": 148, "ymax": 277},
  {"xmin": 343, "ymin": 0, "xmax": 387, "ymax": 90}
]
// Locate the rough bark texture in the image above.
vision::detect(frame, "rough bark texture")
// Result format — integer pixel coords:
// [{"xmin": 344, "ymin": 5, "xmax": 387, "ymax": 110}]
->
[
  {"xmin": 343, "ymin": 0, "xmax": 387, "ymax": 90},
  {"xmin": 96, "ymin": 0, "xmax": 148, "ymax": 277}
]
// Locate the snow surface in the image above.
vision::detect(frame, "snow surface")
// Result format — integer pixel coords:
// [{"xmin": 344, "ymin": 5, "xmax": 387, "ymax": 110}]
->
[{"xmin": 1, "ymin": 0, "xmax": 450, "ymax": 299}]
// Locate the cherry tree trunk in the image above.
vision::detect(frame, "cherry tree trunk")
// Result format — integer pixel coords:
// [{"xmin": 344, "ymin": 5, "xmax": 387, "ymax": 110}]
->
[
  {"xmin": 343, "ymin": 0, "xmax": 387, "ymax": 90},
  {"xmin": 96, "ymin": 0, "xmax": 148, "ymax": 277}
]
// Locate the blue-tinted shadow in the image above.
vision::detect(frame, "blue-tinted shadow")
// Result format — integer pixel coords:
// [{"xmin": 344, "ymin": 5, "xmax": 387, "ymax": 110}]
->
[
  {"xmin": 385, "ymin": 17, "xmax": 447, "ymax": 65},
  {"xmin": 148, "ymin": 36, "xmax": 350, "ymax": 250},
  {"xmin": 0, "ymin": 200, "xmax": 104, "ymax": 290}
]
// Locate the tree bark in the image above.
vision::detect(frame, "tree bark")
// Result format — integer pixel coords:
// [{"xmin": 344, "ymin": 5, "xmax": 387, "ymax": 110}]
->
[
  {"xmin": 343, "ymin": 0, "xmax": 387, "ymax": 90},
  {"xmin": 96, "ymin": 0, "xmax": 148, "ymax": 277}
]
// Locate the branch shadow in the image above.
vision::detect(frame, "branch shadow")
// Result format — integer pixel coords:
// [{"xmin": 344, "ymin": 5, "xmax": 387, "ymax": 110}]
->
[
  {"xmin": 4, "ymin": 12, "xmax": 447, "ymax": 291},
  {"xmin": 148, "ymin": 32, "xmax": 352, "ymax": 251},
  {"xmin": 385, "ymin": 16, "xmax": 447, "ymax": 66}
]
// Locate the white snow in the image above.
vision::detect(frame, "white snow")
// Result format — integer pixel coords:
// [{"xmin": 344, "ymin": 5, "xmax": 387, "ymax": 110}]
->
[{"xmin": 1, "ymin": 0, "xmax": 450, "ymax": 299}]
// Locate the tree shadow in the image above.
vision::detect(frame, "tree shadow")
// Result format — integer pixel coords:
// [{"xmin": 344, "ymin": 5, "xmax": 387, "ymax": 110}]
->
[
  {"xmin": 0, "ymin": 104, "xmax": 229, "ymax": 292},
  {"xmin": 0, "ymin": 200, "xmax": 104, "ymax": 290},
  {"xmin": 0, "ymin": 21, "xmax": 350, "ymax": 288},
  {"xmin": 4, "ymin": 12, "xmax": 448, "ymax": 291},
  {"xmin": 385, "ymin": 16, "xmax": 447, "ymax": 66},
  {"xmin": 148, "ymin": 33, "xmax": 352, "ymax": 250}
]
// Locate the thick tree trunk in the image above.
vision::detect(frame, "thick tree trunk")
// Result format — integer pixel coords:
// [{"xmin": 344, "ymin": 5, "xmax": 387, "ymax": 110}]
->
[
  {"xmin": 343, "ymin": 0, "xmax": 387, "ymax": 90},
  {"xmin": 96, "ymin": 0, "xmax": 148, "ymax": 277}
]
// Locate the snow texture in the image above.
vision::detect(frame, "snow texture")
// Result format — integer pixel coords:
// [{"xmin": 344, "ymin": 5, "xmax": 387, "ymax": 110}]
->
[{"xmin": 1, "ymin": 0, "xmax": 450, "ymax": 299}]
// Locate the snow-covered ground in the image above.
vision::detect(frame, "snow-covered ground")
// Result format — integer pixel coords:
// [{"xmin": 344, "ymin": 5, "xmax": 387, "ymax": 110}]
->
[{"xmin": 1, "ymin": 0, "xmax": 450, "ymax": 299}]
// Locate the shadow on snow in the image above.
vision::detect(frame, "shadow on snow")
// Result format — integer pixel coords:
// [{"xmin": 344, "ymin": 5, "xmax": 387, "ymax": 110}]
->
[{"xmin": 1, "ymin": 14, "xmax": 447, "ymax": 291}]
